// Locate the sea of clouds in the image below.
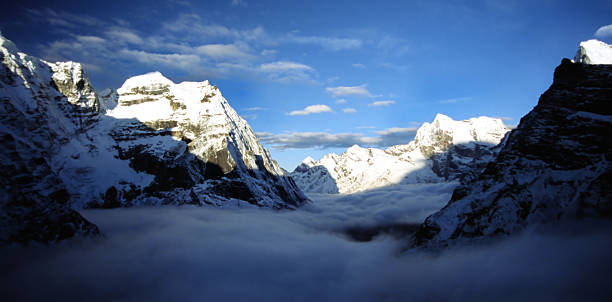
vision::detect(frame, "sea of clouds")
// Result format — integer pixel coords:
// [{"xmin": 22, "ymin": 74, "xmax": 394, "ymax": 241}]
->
[{"xmin": 2, "ymin": 183, "xmax": 611, "ymax": 301}]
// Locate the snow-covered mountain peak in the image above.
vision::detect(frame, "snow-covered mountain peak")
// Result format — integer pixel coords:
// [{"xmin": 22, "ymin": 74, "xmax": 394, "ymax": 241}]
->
[
  {"xmin": 574, "ymin": 39, "xmax": 612, "ymax": 64},
  {"xmin": 414, "ymin": 115, "xmax": 509, "ymax": 157},
  {"xmin": 346, "ymin": 144, "xmax": 366, "ymax": 154},
  {"xmin": 109, "ymin": 71, "xmax": 224, "ymax": 124},
  {"xmin": 301, "ymin": 156, "xmax": 316, "ymax": 167},
  {"xmin": 292, "ymin": 114, "xmax": 511, "ymax": 194},
  {"xmin": 117, "ymin": 71, "xmax": 174, "ymax": 94},
  {"xmin": 0, "ymin": 32, "xmax": 19, "ymax": 54},
  {"xmin": 432, "ymin": 113, "xmax": 453, "ymax": 124}
]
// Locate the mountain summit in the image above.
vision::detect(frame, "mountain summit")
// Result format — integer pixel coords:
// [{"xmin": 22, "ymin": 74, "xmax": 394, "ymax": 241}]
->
[
  {"xmin": 0, "ymin": 34, "xmax": 307, "ymax": 243},
  {"xmin": 291, "ymin": 114, "xmax": 510, "ymax": 194},
  {"xmin": 574, "ymin": 39, "xmax": 612, "ymax": 64},
  {"xmin": 414, "ymin": 41, "xmax": 612, "ymax": 248}
]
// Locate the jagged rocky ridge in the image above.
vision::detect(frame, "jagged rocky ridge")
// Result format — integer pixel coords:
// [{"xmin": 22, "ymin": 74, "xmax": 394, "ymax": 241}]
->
[
  {"xmin": 0, "ymin": 35, "xmax": 101, "ymax": 243},
  {"xmin": 0, "ymin": 34, "xmax": 307, "ymax": 243},
  {"xmin": 414, "ymin": 43, "xmax": 612, "ymax": 248},
  {"xmin": 291, "ymin": 114, "xmax": 510, "ymax": 194}
]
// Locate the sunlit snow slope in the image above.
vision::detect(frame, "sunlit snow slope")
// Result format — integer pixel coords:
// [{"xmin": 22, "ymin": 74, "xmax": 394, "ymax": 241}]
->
[{"xmin": 291, "ymin": 114, "xmax": 510, "ymax": 194}]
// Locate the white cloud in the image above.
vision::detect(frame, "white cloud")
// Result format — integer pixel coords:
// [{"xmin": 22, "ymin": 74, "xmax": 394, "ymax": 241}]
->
[
  {"xmin": 260, "ymin": 61, "xmax": 316, "ymax": 83},
  {"xmin": 352, "ymin": 63, "xmax": 366, "ymax": 69},
  {"xmin": 241, "ymin": 113, "xmax": 258, "ymax": 120},
  {"xmin": 288, "ymin": 104, "xmax": 333, "ymax": 116},
  {"xmin": 75, "ymin": 35, "xmax": 106, "ymax": 44},
  {"xmin": 286, "ymin": 35, "xmax": 363, "ymax": 51},
  {"xmin": 257, "ymin": 126, "xmax": 417, "ymax": 150},
  {"xmin": 257, "ymin": 131, "xmax": 372, "ymax": 149},
  {"xmin": 118, "ymin": 49, "xmax": 201, "ymax": 70},
  {"xmin": 105, "ymin": 28, "xmax": 143, "ymax": 45},
  {"xmin": 375, "ymin": 127, "xmax": 418, "ymax": 145},
  {"xmin": 244, "ymin": 107, "xmax": 267, "ymax": 111},
  {"xmin": 196, "ymin": 43, "xmax": 254, "ymax": 60},
  {"xmin": 260, "ymin": 61, "xmax": 313, "ymax": 72},
  {"xmin": 26, "ymin": 8, "xmax": 106, "ymax": 28},
  {"xmin": 162, "ymin": 14, "xmax": 267, "ymax": 42},
  {"xmin": 595, "ymin": 24, "xmax": 612, "ymax": 38},
  {"xmin": 260, "ymin": 49, "xmax": 278, "ymax": 56},
  {"xmin": 343, "ymin": 108, "xmax": 357, "ymax": 113},
  {"xmin": 437, "ymin": 96, "xmax": 472, "ymax": 104},
  {"xmin": 368, "ymin": 100, "xmax": 395, "ymax": 107},
  {"xmin": 326, "ymin": 85, "xmax": 373, "ymax": 98},
  {"xmin": 335, "ymin": 99, "xmax": 347, "ymax": 104}
]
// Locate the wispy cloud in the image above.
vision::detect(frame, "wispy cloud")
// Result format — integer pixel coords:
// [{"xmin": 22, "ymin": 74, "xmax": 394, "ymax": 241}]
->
[
  {"xmin": 377, "ymin": 35, "xmax": 412, "ymax": 57},
  {"xmin": 162, "ymin": 14, "xmax": 266, "ymax": 42},
  {"xmin": 595, "ymin": 24, "xmax": 612, "ymax": 38},
  {"xmin": 288, "ymin": 104, "xmax": 333, "ymax": 116},
  {"xmin": 25, "ymin": 8, "xmax": 106, "ymax": 29},
  {"xmin": 368, "ymin": 100, "xmax": 395, "ymax": 107},
  {"xmin": 105, "ymin": 28, "xmax": 144, "ymax": 45},
  {"xmin": 437, "ymin": 96, "xmax": 472, "ymax": 104},
  {"xmin": 231, "ymin": 0, "xmax": 247, "ymax": 7},
  {"xmin": 196, "ymin": 43, "xmax": 254, "ymax": 61},
  {"xmin": 260, "ymin": 61, "xmax": 313, "ymax": 72},
  {"xmin": 343, "ymin": 108, "xmax": 357, "ymax": 113},
  {"xmin": 335, "ymin": 99, "xmax": 347, "ymax": 104},
  {"xmin": 244, "ymin": 107, "xmax": 267, "ymax": 111},
  {"xmin": 260, "ymin": 61, "xmax": 316, "ymax": 83},
  {"xmin": 257, "ymin": 126, "xmax": 416, "ymax": 150},
  {"xmin": 326, "ymin": 85, "xmax": 373, "ymax": 97},
  {"xmin": 241, "ymin": 114, "xmax": 258, "ymax": 120},
  {"xmin": 286, "ymin": 34, "xmax": 363, "ymax": 51},
  {"xmin": 118, "ymin": 49, "xmax": 201, "ymax": 70},
  {"xmin": 352, "ymin": 63, "xmax": 366, "ymax": 69}
]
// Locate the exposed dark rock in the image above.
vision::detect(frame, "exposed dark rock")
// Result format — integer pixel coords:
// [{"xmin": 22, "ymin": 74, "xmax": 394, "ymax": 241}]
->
[{"xmin": 413, "ymin": 59, "xmax": 612, "ymax": 248}]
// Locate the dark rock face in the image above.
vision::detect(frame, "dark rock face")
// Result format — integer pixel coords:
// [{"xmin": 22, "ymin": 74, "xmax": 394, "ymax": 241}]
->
[
  {"xmin": 414, "ymin": 59, "xmax": 612, "ymax": 248},
  {"xmin": 429, "ymin": 141, "xmax": 500, "ymax": 183},
  {"xmin": 0, "ymin": 39, "xmax": 101, "ymax": 244}
]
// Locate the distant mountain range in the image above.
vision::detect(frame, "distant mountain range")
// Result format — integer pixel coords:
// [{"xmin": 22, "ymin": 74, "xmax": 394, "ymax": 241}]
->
[
  {"xmin": 2, "ymin": 31, "xmax": 610, "ymax": 247},
  {"xmin": 290, "ymin": 114, "xmax": 511, "ymax": 194}
]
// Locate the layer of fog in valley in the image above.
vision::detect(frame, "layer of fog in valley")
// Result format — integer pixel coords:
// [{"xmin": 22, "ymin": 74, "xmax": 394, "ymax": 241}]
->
[{"xmin": 2, "ymin": 183, "xmax": 611, "ymax": 301}]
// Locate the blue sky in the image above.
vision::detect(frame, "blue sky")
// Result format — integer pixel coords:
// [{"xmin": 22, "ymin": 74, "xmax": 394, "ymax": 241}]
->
[{"xmin": 1, "ymin": 0, "xmax": 611, "ymax": 169}]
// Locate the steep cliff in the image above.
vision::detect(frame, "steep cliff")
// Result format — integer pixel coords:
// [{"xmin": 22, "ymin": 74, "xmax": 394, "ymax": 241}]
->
[{"xmin": 414, "ymin": 53, "xmax": 612, "ymax": 247}]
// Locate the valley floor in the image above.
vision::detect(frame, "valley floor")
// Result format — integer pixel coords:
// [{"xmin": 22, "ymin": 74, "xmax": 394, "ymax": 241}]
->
[{"xmin": 1, "ymin": 183, "xmax": 611, "ymax": 301}]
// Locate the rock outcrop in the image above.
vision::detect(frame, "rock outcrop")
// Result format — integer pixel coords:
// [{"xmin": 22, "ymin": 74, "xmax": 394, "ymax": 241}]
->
[
  {"xmin": 0, "ymin": 34, "xmax": 100, "ymax": 244},
  {"xmin": 414, "ymin": 51, "xmax": 612, "ymax": 247}
]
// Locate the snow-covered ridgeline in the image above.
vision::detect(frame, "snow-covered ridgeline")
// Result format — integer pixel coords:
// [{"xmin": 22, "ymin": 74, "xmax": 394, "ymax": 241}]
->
[
  {"xmin": 291, "ymin": 114, "xmax": 511, "ymax": 194},
  {"xmin": 414, "ymin": 45, "xmax": 612, "ymax": 248},
  {"xmin": 574, "ymin": 39, "xmax": 612, "ymax": 64},
  {"xmin": 1, "ymin": 32, "xmax": 308, "ymax": 243}
]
